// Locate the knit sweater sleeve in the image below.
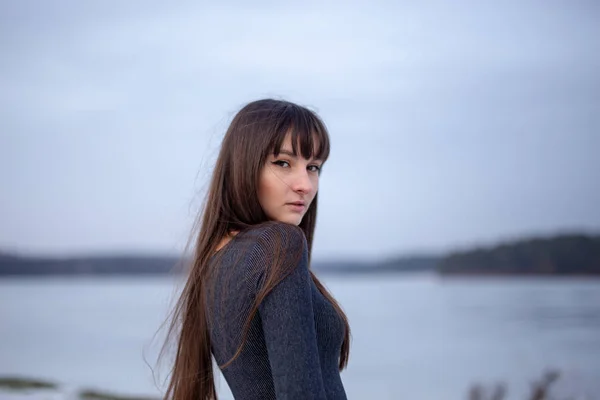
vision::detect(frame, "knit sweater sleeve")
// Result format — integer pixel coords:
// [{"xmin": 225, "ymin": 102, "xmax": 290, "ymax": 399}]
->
[{"xmin": 250, "ymin": 223, "xmax": 327, "ymax": 400}]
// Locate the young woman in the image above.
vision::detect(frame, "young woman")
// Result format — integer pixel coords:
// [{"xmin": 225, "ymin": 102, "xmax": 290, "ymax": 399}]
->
[{"xmin": 162, "ymin": 99, "xmax": 351, "ymax": 400}]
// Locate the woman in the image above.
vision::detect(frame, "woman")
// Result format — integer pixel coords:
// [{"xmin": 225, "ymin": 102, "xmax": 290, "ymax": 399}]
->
[{"xmin": 162, "ymin": 99, "xmax": 351, "ymax": 400}]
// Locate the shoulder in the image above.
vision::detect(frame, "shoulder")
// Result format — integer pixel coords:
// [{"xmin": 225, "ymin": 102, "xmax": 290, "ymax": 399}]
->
[
  {"xmin": 241, "ymin": 222, "xmax": 309, "ymax": 284},
  {"xmin": 249, "ymin": 221, "xmax": 307, "ymax": 254}
]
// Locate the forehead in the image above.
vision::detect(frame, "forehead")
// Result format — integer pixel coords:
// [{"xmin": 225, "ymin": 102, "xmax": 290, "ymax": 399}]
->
[
  {"xmin": 280, "ymin": 133, "xmax": 321, "ymax": 149},
  {"xmin": 275, "ymin": 133, "xmax": 322, "ymax": 160}
]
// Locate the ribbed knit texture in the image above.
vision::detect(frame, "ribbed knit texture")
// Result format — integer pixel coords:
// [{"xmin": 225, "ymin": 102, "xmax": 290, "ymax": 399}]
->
[{"xmin": 205, "ymin": 222, "xmax": 347, "ymax": 400}]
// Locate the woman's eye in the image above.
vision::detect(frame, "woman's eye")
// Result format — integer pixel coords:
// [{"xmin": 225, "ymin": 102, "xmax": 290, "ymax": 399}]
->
[
  {"xmin": 272, "ymin": 160, "xmax": 290, "ymax": 168},
  {"xmin": 308, "ymin": 165, "xmax": 321, "ymax": 173}
]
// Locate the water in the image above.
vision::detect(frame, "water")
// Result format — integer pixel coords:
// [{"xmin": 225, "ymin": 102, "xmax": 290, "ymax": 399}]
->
[{"xmin": 1, "ymin": 274, "xmax": 599, "ymax": 400}]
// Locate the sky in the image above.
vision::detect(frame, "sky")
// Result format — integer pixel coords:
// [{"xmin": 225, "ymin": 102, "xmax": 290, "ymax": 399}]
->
[{"xmin": 1, "ymin": 0, "xmax": 599, "ymax": 261}]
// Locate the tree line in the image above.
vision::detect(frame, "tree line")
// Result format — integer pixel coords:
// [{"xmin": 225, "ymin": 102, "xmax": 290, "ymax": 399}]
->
[{"xmin": 438, "ymin": 234, "xmax": 600, "ymax": 275}]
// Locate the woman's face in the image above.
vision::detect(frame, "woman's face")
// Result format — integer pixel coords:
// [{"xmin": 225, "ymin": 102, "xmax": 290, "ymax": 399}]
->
[{"xmin": 258, "ymin": 134, "xmax": 323, "ymax": 225}]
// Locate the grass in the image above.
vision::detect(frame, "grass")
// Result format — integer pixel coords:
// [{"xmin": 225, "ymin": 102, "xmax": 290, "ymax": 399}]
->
[
  {"xmin": 0, "ymin": 377, "xmax": 159, "ymax": 400},
  {"xmin": 0, "ymin": 376, "xmax": 57, "ymax": 391},
  {"xmin": 78, "ymin": 389, "xmax": 159, "ymax": 400},
  {"xmin": 0, "ymin": 370, "xmax": 588, "ymax": 400},
  {"xmin": 468, "ymin": 370, "xmax": 567, "ymax": 400}
]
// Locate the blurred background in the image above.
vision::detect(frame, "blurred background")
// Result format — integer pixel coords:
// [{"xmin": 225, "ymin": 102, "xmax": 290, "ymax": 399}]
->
[{"xmin": 1, "ymin": 1, "xmax": 599, "ymax": 399}]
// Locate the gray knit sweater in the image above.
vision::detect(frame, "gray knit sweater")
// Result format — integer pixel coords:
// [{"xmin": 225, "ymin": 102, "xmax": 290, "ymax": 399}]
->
[{"xmin": 205, "ymin": 222, "xmax": 347, "ymax": 400}]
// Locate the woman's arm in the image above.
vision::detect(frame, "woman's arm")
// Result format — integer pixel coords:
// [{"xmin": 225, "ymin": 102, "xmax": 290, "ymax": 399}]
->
[{"xmin": 252, "ymin": 223, "xmax": 327, "ymax": 400}]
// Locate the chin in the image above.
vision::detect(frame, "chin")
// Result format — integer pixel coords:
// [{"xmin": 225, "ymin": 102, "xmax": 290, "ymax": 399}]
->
[{"xmin": 273, "ymin": 214, "xmax": 303, "ymax": 226}]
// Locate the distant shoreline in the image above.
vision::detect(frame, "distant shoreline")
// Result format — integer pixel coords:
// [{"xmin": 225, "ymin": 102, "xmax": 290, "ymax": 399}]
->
[{"xmin": 2, "ymin": 232, "xmax": 599, "ymax": 277}]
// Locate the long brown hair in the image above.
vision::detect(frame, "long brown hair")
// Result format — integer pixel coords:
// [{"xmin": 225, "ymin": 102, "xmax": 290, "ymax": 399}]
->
[{"xmin": 160, "ymin": 99, "xmax": 351, "ymax": 400}]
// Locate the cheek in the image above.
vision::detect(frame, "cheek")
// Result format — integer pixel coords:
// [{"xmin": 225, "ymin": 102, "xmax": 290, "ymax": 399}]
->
[
  {"xmin": 258, "ymin": 176, "xmax": 269, "ymax": 203},
  {"xmin": 258, "ymin": 168, "xmax": 280, "ymax": 206},
  {"xmin": 310, "ymin": 176, "xmax": 319, "ymax": 197}
]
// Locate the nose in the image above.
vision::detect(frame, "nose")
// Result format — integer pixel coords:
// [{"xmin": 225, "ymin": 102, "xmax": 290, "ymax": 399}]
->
[{"xmin": 290, "ymin": 169, "xmax": 313, "ymax": 194}]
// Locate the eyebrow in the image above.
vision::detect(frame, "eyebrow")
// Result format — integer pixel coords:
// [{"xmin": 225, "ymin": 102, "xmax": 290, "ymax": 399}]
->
[{"xmin": 276, "ymin": 149, "xmax": 322, "ymax": 161}]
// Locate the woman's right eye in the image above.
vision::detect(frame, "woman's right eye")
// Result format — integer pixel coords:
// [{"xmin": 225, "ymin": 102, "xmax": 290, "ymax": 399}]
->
[{"xmin": 271, "ymin": 160, "xmax": 290, "ymax": 168}]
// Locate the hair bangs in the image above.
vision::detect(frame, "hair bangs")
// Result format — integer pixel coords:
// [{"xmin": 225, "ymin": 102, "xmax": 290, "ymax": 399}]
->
[{"xmin": 270, "ymin": 103, "xmax": 330, "ymax": 162}]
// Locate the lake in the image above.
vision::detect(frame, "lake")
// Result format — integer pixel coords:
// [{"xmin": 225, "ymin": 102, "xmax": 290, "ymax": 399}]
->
[{"xmin": 1, "ymin": 273, "xmax": 599, "ymax": 399}]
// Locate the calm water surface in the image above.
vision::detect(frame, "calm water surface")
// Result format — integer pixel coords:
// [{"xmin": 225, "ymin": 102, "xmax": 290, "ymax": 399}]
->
[{"xmin": 1, "ymin": 274, "xmax": 599, "ymax": 399}]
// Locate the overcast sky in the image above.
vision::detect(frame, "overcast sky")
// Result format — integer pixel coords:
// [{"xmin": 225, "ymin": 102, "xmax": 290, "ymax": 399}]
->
[{"xmin": 1, "ymin": 0, "xmax": 599, "ymax": 261}]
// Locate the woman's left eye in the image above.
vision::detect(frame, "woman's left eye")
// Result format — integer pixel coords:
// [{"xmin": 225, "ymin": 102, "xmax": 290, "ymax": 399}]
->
[{"xmin": 308, "ymin": 165, "xmax": 321, "ymax": 173}]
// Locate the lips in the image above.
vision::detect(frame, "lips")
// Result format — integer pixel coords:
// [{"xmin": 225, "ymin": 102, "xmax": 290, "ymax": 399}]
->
[{"xmin": 287, "ymin": 202, "xmax": 306, "ymax": 213}]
